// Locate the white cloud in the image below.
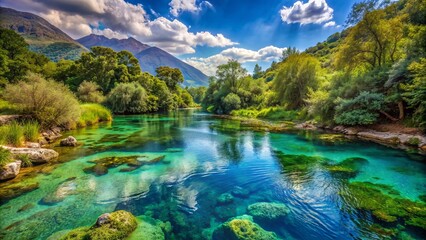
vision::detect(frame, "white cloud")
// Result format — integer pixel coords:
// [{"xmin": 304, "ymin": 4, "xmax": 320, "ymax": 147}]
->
[
  {"xmin": 184, "ymin": 46, "xmax": 286, "ymax": 76},
  {"xmin": 0, "ymin": 0, "xmax": 234, "ymax": 55},
  {"xmin": 323, "ymin": 21, "xmax": 335, "ymax": 27},
  {"xmin": 169, "ymin": 0, "xmax": 213, "ymax": 17},
  {"xmin": 280, "ymin": 0, "xmax": 334, "ymax": 25}
]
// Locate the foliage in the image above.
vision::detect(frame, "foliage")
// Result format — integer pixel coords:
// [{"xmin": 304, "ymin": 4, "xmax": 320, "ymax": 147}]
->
[
  {"xmin": 4, "ymin": 73, "xmax": 80, "ymax": 127},
  {"xmin": 0, "ymin": 121, "xmax": 24, "ymax": 146},
  {"xmin": 156, "ymin": 66, "xmax": 184, "ymax": 90},
  {"xmin": 187, "ymin": 86, "xmax": 206, "ymax": 104},
  {"xmin": 222, "ymin": 93, "xmax": 241, "ymax": 114},
  {"xmin": 77, "ymin": 81, "xmax": 105, "ymax": 103},
  {"xmin": 334, "ymin": 91, "xmax": 385, "ymax": 125},
  {"xmin": 106, "ymin": 82, "xmax": 149, "ymax": 114},
  {"xmin": 0, "ymin": 148, "xmax": 12, "ymax": 167},
  {"xmin": 77, "ymin": 104, "xmax": 112, "ymax": 127},
  {"xmin": 401, "ymin": 58, "xmax": 426, "ymax": 129},
  {"xmin": 231, "ymin": 107, "xmax": 299, "ymax": 121},
  {"xmin": 273, "ymin": 53, "xmax": 321, "ymax": 109},
  {"xmin": 22, "ymin": 121, "xmax": 40, "ymax": 142}
]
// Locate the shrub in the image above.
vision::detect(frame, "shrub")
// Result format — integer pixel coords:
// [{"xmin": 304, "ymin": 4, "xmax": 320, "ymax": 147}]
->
[
  {"xmin": 106, "ymin": 82, "xmax": 149, "ymax": 114},
  {"xmin": 222, "ymin": 93, "xmax": 241, "ymax": 114},
  {"xmin": 77, "ymin": 81, "xmax": 105, "ymax": 103},
  {"xmin": 231, "ymin": 107, "xmax": 299, "ymax": 121},
  {"xmin": 334, "ymin": 91, "xmax": 385, "ymax": 125},
  {"xmin": 4, "ymin": 73, "xmax": 81, "ymax": 127},
  {"xmin": 1, "ymin": 122, "xmax": 24, "ymax": 147},
  {"xmin": 22, "ymin": 121, "xmax": 40, "ymax": 142},
  {"xmin": 77, "ymin": 104, "xmax": 112, "ymax": 127},
  {"xmin": 16, "ymin": 154, "xmax": 32, "ymax": 167},
  {"xmin": 0, "ymin": 148, "xmax": 12, "ymax": 167}
]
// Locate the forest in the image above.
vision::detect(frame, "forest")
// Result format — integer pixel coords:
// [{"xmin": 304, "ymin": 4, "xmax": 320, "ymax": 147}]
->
[{"xmin": 195, "ymin": 0, "xmax": 426, "ymax": 130}]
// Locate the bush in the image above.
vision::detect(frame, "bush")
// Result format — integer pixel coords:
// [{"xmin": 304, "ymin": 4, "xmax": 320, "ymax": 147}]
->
[
  {"xmin": 0, "ymin": 122, "xmax": 24, "ymax": 147},
  {"xmin": 106, "ymin": 82, "xmax": 149, "ymax": 114},
  {"xmin": 222, "ymin": 93, "xmax": 241, "ymax": 114},
  {"xmin": 22, "ymin": 121, "xmax": 40, "ymax": 142},
  {"xmin": 231, "ymin": 107, "xmax": 299, "ymax": 121},
  {"xmin": 4, "ymin": 73, "xmax": 81, "ymax": 127},
  {"xmin": 0, "ymin": 148, "xmax": 13, "ymax": 167},
  {"xmin": 77, "ymin": 104, "xmax": 112, "ymax": 127},
  {"xmin": 77, "ymin": 81, "xmax": 105, "ymax": 103},
  {"xmin": 334, "ymin": 91, "xmax": 385, "ymax": 125}
]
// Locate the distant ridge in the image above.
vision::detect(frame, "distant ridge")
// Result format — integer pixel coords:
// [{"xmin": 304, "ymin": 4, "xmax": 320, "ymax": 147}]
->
[
  {"xmin": 0, "ymin": 7, "xmax": 87, "ymax": 61},
  {"xmin": 77, "ymin": 34, "xmax": 150, "ymax": 55},
  {"xmin": 78, "ymin": 35, "xmax": 209, "ymax": 86}
]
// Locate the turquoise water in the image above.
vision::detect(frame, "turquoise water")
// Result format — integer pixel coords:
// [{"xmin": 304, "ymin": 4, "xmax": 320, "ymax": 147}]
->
[{"xmin": 0, "ymin": 110, "xmax": 425, "ymax": 239}]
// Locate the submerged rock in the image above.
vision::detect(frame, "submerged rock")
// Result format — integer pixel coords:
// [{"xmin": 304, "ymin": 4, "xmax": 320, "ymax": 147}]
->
[
  {"xmin": 217, "ymin": 193, "xmax": 234, "ymax": 205},
  {"xmin": 214, "ymin": 204, "xmax": 237, "ymax": 221},
  {"xmin": 0, "ymin": 182, "xmax": 39, "ymax": 204},
  {"xmin": 231, "ymin": 186, "xmax": 250, "ymax": 198},
  {"xmin": 274, "ymin": 151, "xmax": 327, "ymax": 172},
  {"xmin": 247, "ymin": 202, "xmax": 290, "ymax": 222},
  {"xmin": 0, "ymin": 160, "xmax": 21, "ymax": 180},
  {"xmin": 128, "ymin": 215, "xmax": 166, "ymax": 240},
  {"xmin": 60, "ymin": 136, "xmax": 78, "ymax": 147},
  {"xmin": 40, "ymin": 179, "xmax": 77, "ymax": 205},
  {"xmin": 212, "ymin": 215, "xmax": 278, "ymax": 240},
  {"xmin": 60, "ymin": 210, "xmax": 137, "ymax": 240},
  {"xmin": 5, "ymin": 147, "xmax": 58, "ymax": 163}
]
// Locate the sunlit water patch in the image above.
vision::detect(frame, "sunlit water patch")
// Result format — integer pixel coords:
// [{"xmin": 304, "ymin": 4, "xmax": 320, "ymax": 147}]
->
[{"xmin": 0, "ymin": 110, "xmax": 425, "ymax": 239}]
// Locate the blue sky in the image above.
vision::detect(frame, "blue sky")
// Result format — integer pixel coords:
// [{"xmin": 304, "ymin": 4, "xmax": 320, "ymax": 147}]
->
[{"xmin": 1, "ymin": 0, "xmax": 358, "ymax": 75}]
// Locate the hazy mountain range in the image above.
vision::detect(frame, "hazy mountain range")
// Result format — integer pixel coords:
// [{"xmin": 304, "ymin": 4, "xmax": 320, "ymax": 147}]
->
[{"xmin": 0, "ymin": 7, "xmax": 209, "ymax": 86}]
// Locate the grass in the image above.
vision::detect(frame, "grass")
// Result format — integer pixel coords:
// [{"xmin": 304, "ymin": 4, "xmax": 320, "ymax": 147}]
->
[
  {"xmin": 0, "ymin": 121, "xmax": 40, "ymax": 147},
  {"xmin": 231, "ymin": 107, "xmax": 299, "ymax": 121},
  {"xmin": 16, "ymin": 154, "xmax": 32, "ymax": 167},
  {"xmin": 0, "ymin": 99, "xmax": 20, "ymax": 115},
  {"xmin": 0, "ymin": 148, "xmax": 13, "ymax": 167},
  {"xmin": 22, "ymin": 121, "xmax": 40, "ymax": 142},
  {"xmin": 76, "ymin": 104, "xmax": 112, "ymax": 128}
]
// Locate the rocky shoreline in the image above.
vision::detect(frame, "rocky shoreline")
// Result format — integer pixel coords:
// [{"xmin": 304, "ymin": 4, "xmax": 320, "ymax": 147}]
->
[
  {"xmin": 0, "ymin": 126, "xmax": 78, "ymax": 181},
  {"xmin": 295, "ymin": 122, "xmax": 426, "ymax": 153}
]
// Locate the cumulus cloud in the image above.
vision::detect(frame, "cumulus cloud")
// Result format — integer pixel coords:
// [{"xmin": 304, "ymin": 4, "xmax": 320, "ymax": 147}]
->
[
  {"xmin": 169, "ymin": 0, "xmax": 213, "ymax": 17},
  {"xmin": 0, "ymin": 0, "xmax": 234, "ymax": 55},
  {"xmin": 280, "ymin": 0, "xmax": 334, "ymax": 25},
  {"xmin": 323, "ymin": 21, "xmax": 336, "ymax": 27},
  {"xmin": 184, "ymin": 46, "xmax": 286, "ymax": 76}
]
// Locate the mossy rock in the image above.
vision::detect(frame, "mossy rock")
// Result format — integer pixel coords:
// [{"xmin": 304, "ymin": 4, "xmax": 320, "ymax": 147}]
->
[
  {"xmin": 247, "ymin": 202, "xmax": 290, "ymax": 222},
  {"xmin": 324, "ymin": 157, "xmax": 368, "ymax": 177},
  {"xmin": 340, "ymin": 181, "xmax": 426, "ymax": 230},
  {"xmin": 60, "ymin": 210, "xmax": 137, "ymax": 240},
  {"xmin": 217, "ymin": 193, "xmax": 234, "ymax": 205},
  {"xmin": 0, "ymin": 182, "xmax": 39, "ymax": 204},
  {"xmin": 274, "ymin": 151, "xmax": 327, "ymax": 172},
  {"xmin": 212, "ymin": 216, "xmax": 278, "ymax": 240},
  {"xmin": 83, "ymin": 156, "xmax": 142, "ymax": 176}
]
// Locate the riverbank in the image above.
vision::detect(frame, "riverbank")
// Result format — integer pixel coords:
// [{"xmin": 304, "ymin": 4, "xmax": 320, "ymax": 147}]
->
[{"xmin": 214, "ymin": 114, "xmax": 426, "ymax": 154}]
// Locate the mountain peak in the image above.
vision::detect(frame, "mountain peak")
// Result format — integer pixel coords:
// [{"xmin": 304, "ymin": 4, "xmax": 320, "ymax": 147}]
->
[{"xmin": 77, "ymin": 34, "xmax": 150, "ymax": 55}]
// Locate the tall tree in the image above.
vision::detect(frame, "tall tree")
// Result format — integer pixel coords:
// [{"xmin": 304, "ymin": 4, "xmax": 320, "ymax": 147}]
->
[{"xmin": 156, "ymin": 66, "xmax": 184, "ymax": 91}]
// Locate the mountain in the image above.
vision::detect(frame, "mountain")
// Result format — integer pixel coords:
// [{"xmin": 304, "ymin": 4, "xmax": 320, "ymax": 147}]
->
[
  {"xmin": 77, "ymin": 34, "xmax": 150, "ymax": 55},
  {"xmin": 0, "ymin": 7, "xmax": 87, "ymax": 61},
  {"xmin": 136, "ymin": 47, "xmax": 209, "ymax": 86},
  {"xmin": 78, "ymin": 35, "xmax": 209, "ymax": 86}
]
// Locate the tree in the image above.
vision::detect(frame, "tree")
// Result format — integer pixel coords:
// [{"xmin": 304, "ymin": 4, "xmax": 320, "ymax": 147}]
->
[
  {"xmin": 77, "ymin": 81, "xmax": 105, "ymax": 103},
  {"xmin": 156, "ymin": 66, "xmax": 184, "ymax": 90},
  {"xmin": 222, "ymin": 93, "xmax": 241, "ymax": 113},
  {"xmin": 334, "ymin": 91, "xmax": 385, "ymax": 125},
  {"xmin": 106, "ymin": 82, "xmax": 149, "ymax": 114},
  {"xmin": 4, "ymin": 73, "xmax": 80, "ymax": 127},
  {"xmin": 345, "ymin": 0, "xmax": 391, "ymax": 26},
  {"xmin": 216, "ymin": 60, "xmax": 247, "ymax": 93},
  {"xmin": 281, "ymin": 47, "xmax": 299, "ymax": 61},
  {"xmin": 273, "ymin": 53, "xmax": 321, "ymax": 109},
  {"xmin": 253, "ymin": 64, "xmax": 263, "ymax": 79}
]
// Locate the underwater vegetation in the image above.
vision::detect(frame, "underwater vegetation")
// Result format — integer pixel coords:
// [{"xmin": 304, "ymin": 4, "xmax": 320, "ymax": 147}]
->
[
  {"xmin": 340, "ymin": 181, "xmax": 426, "ymax": 230},
  {"xmin": 60, "ymin": 210, "xmax": 137, "ymax": 240}
]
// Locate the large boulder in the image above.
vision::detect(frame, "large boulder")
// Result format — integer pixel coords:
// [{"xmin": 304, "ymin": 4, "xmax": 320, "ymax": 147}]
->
[
  {"xmin": 0, "ymin": 160, "xmax": 21, "ymax": 180},
  {"xmin": 6, "ymin": 147, "xmax": 58, "ymax": 163},
  {"xmin": 247, "ymin": 202, "xmax": 290, "ymax": 222},
  {"xmin": 60, "ymin": 136, "xmax": 78, "ymax": 147},
  {"xmin": 213, "ymin": 215, "xmax": 278, "ymax": 240}
]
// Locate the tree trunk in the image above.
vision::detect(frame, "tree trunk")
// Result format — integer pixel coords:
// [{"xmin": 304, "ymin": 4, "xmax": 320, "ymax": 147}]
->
[
  {"xmin": 379, "ymin": 110, "xmax": 399, "ymax": 122},
  {"xmin": 398, "ymin": 101, "xmax": 404, "ymax": 120}
]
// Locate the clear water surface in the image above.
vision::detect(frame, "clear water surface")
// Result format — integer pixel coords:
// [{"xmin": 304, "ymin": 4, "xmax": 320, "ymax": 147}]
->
[{"xmin": 0, "ymin": 110, "xmax": 425, "ymax": 239}]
